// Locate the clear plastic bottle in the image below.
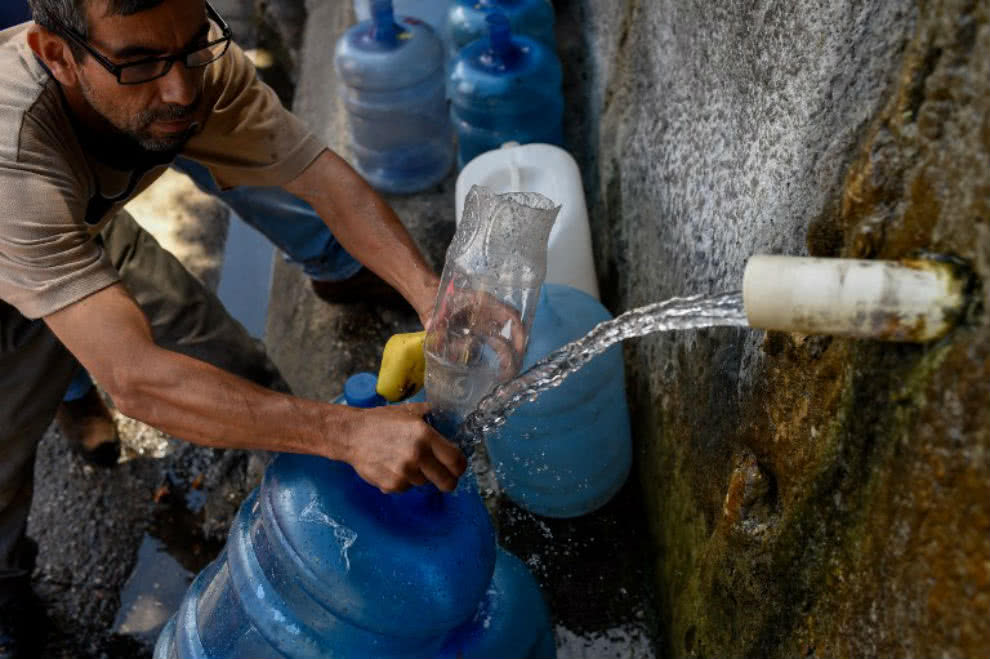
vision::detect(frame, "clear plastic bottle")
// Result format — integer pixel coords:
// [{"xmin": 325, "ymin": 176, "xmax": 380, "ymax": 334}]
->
[
  {"xmin": 424, "ymin": 185, "xmax": 559, "ymax": 440},
  {"xmin": 448, "ymin": 13, "xmax": 564, "ymax": 169},
  {"xmin": 335, "ymin": 0, "xmax": 454, "ymax": 193},
  {"xmin": 445, "ymin": 0, "xmax": 555, "ymax": 61}
]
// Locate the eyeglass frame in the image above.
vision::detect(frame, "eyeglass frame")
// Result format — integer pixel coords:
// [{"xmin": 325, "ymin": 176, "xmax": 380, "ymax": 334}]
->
[{"xmin": 50, "ymin": 1, "xmax": 232, "ymax": 85}]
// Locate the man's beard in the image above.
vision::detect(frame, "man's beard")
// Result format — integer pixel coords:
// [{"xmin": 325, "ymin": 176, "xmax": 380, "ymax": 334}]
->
[
  {"xmin": 129, "ymin": 101, "xmax": 202, "ymax": 152},
  {"xmin": 78, "ymin": 78, "xmax": 202, "ymax": 163}
]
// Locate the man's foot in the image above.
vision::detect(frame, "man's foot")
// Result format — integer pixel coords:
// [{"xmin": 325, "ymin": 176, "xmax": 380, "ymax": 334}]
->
[
  {"xmin": 311, "ymin": 267, "xmax": 409, "ymax": 308},
  {"xmin": 55, "ymin": 387, "xmax": 120, "ymax": 467}
]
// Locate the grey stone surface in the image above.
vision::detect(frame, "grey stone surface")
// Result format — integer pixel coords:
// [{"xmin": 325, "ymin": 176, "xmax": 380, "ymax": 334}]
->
[{"xmin": 557, "ymin": 0, "xmax": 989, "ymax": 656}]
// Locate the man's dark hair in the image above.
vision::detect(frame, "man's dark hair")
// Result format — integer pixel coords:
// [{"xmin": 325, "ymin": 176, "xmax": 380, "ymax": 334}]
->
[{"xmin": 28, "ymin": 0, "xmax": 167, "ymax": 57}]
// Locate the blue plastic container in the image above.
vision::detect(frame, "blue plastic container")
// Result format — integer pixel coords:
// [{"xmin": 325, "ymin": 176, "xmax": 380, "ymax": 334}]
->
[
  {"xmin": 445, "ymin": 0, "xmax": 555, "ymax": 61},
  {"xmin": 486, "ymin": 283, "xmax": 633, "ymax": 518},
  {"xmin": 440, "ymin": 547, "xmax": 557, "ymax": 659},
  {"xmin": 335, "ymin": 0, "xmax": 454, "ymax": 193},
  {"xmin": 448, "ymin": 12, "xmax": 564, "ymax": 168},
  {"xmin": 154, "ymin": 375, "xmax": 497, "ymax": 658}
]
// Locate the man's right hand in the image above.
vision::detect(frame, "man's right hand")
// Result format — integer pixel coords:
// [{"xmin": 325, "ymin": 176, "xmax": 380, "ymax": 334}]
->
[{"xmin": 337, "ymin": 402, "xmax": 467, "ymax": 494}]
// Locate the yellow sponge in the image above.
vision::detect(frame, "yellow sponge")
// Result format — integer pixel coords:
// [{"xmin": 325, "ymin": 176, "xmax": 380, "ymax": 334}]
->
[{"xmin": 376, "ymin": 330, "xmax": 427, "ymax": 402}]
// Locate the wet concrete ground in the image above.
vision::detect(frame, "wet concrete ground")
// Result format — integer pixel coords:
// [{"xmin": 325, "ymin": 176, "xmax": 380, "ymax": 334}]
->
[{"xmin": 25, "ymin": 1, "xmax": 660, "ymax": 656}]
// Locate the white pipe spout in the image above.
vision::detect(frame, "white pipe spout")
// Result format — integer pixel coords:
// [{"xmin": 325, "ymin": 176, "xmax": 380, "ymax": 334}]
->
[{"xmin": 743, "ymin": 255, "xmax": 968, "ymax": 341}]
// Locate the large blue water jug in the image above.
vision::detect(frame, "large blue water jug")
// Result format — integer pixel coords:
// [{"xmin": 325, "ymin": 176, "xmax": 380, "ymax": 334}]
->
[
  {"xmin": 486, "ymin": 283, "xmax": 633, "ymax": 518},
  {"xmin": 445, "ymin": 0, "xmax": 555, "ymax": 61},
  {"xmin": 440, "ymin": 547, "xmax": 557, "ymax": 659},
  {"xmin": 334, "ymin": 0, "xmax": 454, "ymax": 193},
  {"xmin": 154, "ymin": 375, "xmax": 496, "ymax": 658},
  {"xmin": 448, "ymin": 13, "xmax": 563, "ymax": 168}
]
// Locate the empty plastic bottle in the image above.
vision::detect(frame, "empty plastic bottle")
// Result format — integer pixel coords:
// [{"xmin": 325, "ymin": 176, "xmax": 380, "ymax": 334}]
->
[
  {"xmin": 455, "ymin": 142, "xmax": 600, "ymax": 300},
  {"xmin": 445, "ymin": 0, "xmax": 555, "ymax": 61},
  {"xmin": 448, "ymin": 13, "xmax": 564, "ymax": 168},
  {"xmin": 154, "ymin": 373, "xmax": 496, "ymax": 658},
  {"xmin": 335, "ymin": 0, "xmax": 454, "ymax": 193},
  {"xmin": 486, "ymin": 283, "xmax": 633, "ymax": 518},
  {"xmin": 424, "ymin": 186, "xmax": 559, "ymax": 439}
]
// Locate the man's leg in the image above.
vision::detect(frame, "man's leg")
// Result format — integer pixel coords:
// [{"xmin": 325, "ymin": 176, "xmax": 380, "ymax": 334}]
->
[
  {"xmin": 172, "ymin": 158, "xmax": 361, "ymax": 280},
  {"xmin": 172, "ymin": 158, "xmax": 404, "ymax": 304},
  {"xmin": 54, "ymin": 367, "xmax": 119, "ymax": 467},
  {"xmin": 101, "ymin": 210, "xmax": 290, "ymax": 394},
  {"xmin": 0, "ymin": 302, "xmax": 78, "ymax": 656}
]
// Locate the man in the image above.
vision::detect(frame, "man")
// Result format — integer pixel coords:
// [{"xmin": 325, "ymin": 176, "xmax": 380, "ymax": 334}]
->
[{"xmin": 0, "ymin": 0, "xmax": 465, "ymax": 655}]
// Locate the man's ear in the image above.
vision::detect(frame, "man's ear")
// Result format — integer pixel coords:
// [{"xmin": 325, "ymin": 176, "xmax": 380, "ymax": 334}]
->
[{"xmin": 27, "ymin": 25, "xmax": 79, "ymax": 87}]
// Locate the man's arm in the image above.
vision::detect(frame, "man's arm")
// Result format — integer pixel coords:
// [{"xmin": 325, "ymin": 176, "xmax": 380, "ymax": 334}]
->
[
  {"xmin": 283, "ymin": 150, "xmax": 440, "ymax": 325},
  {"xmin": 43, "ymin": 283, "xmax": 465, "ymax": 492}
]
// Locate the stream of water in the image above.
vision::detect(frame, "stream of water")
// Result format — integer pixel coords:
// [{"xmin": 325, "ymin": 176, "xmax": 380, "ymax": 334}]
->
[{"xmin": 455, "ymin": 291, "xmax": 748, "ymax": 450}]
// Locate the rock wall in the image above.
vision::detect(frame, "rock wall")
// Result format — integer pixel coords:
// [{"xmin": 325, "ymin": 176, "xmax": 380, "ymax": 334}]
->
[{"xmin": 556, "ymin": 0, "xmax": 989, "ymax": 656}]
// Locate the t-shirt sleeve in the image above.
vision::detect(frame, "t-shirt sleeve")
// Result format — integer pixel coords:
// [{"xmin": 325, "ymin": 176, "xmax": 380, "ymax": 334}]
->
[
  {"xmin": 181, "ymin": 40, "xmax": 327, "ymax": 189},
  {"xmin": 0, "ymin": 143, "xmax": 119, "ymax": 319}
]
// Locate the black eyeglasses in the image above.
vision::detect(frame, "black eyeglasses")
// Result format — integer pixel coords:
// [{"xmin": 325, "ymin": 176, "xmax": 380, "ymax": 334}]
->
[{"xmin": 52, "ymin": 2, "xmax": 232, "ymax": 85}]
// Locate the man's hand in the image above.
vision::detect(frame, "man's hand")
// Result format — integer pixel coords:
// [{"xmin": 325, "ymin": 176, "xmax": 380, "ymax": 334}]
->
[{"xmin": 337, "ymin": 402, "xmax": 466, "ymax": 493}]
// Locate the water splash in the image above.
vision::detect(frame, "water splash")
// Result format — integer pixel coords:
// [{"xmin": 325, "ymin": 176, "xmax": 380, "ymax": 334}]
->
[
  {"xmin": 300, "ymin": 499, "xmax": 358, "ymax": 571},
  {"xmin": 457, "ymin": 292, "xmax": 747, "ymax": 449}
]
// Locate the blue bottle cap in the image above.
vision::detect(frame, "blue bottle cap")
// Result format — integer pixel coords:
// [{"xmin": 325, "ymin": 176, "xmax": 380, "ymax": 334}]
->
[
  {"xmin": 370, "ymin": 0, "xmax": 399, "ymax": 46},
  {"xmin": 344, "ymin": 372, "xmax": 387, "ymax": 408}
]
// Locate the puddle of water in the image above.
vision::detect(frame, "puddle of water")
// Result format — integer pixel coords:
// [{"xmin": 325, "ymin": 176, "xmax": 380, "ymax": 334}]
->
[
  {"xmin": 112, "ymin": 476, "xmax": 224, "ymax": 648},
  {"xmin": 111, "ymin": 534, "xmax": 193, "ymax": 645},
  {"xmin": 216, "ymin": 210, "xmax": 275, "ymax": 339}
]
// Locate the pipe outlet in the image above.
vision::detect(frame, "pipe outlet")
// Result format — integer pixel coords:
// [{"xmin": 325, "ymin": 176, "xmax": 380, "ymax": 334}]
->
[{"xmin": 743, "ymin": 255, "xmax": 967, "ymax": 341}]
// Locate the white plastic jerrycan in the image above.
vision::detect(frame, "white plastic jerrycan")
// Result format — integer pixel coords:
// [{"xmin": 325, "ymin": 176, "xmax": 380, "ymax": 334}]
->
[{"xmin": 455, "ymin": 142, "xmax": 600, "ymax": 300}]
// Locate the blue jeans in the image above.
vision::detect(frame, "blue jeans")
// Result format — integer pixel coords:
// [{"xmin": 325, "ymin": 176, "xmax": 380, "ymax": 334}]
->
[{"xmin": 63, "ymin": 158, "xmax": 361, "ymax": 401}]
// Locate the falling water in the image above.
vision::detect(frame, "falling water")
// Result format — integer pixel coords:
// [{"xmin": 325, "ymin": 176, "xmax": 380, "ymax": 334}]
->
[{"xmin": 456, "ymin": 292, "xmax": 748, "ymax": 450}]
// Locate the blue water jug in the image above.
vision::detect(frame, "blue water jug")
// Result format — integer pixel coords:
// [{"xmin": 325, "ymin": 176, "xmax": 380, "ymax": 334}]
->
[
  {"xmin": 448, "ymin": 12, "xmax": 564, "ymax": 168},
  {"xmin": 486, "ymin": 283, "xmax": 633, "ymax": 518},
  {"xmin": 335, "ymin": 0, "xmax": 454, "ymax": 193},
  {"xmin": 154, "ymin": 374, "xmax": 496, "ymax": 658},
  {"xmin": 440, "ymin": 547, "xmax": 557, "ymax": 659},
  {"xmin": 445, "ymin": 0, "xmax": 555, "ymax": 61}
]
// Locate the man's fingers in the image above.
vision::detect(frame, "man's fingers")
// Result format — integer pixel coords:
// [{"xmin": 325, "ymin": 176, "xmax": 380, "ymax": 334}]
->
[
  {"xmin": 429, "ymin": 435, "xmax": 468, "ymax": 478},
  {"xmin": 419, "ymin": 452, "xmax": 460, "ymax": 492},
  {"xmin": 401, "ymin": 462, "xmax": 428, "ymax": 487}
]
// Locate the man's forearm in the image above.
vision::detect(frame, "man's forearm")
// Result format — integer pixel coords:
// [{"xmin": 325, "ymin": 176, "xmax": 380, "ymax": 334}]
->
[
  {"xmin": 113, "ymin": 343, "xmax": 352, "ymax": 457},
  {"xmin": 284, "ymin": 150, "xmax": 439, "ymax": 322}
]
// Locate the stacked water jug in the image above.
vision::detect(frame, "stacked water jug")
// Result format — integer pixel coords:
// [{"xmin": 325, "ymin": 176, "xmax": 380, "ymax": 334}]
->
[
  {"xmin": 341, "ymin": 0, "xmax": 564, "ymax": 176},
  {"xmin": 335, "ymin": 0, "xmax": 453, "ymax": 193},
  {"xmin": 448, "ymin": 11, "xmax": 563, "ymax": 167},
  {"xmin": 154, "ymin": 372, "xmax": 554, "ymax": 659}
]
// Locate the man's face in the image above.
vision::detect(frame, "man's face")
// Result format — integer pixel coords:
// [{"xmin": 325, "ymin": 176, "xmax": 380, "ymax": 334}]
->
[{"xmin": 74, "ymin": 0, "xmax": 210, "ymax": 152}]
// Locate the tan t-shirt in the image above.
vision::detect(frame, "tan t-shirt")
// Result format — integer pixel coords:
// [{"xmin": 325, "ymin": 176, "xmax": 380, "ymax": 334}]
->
[{"xmin": 0, "ymin": 23, "xmax": 326, "ymax": 319}]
